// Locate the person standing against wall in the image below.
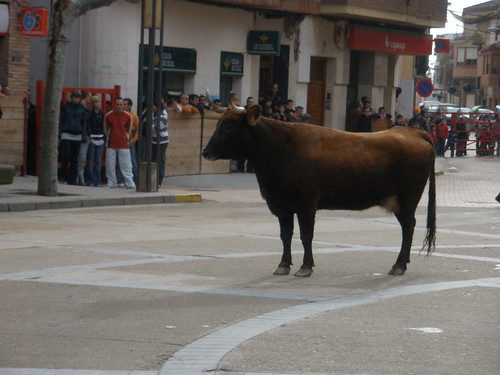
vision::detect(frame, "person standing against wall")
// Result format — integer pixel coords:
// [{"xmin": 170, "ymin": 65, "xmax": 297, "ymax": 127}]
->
[
  {"xmin": 59, "ymin": 89, "xmax": 87, "ymax": 185},
  {"xmin": 104, "ymin": 97, "xmax": 135, "ymax": 189},
  {"xmin": 152, "ymin": 97, "xmax": 170, "ymax": 187},
  {"xmin": 123, "ymin": 98, "xmax": 139, "ymax": 185},
  {"xmin": 76, "ymin": 90, "xmax": 91, "ymax": 185},
  {"xmin": 86, "ymin": 96, "xmax": 105, "ymax": 187}
]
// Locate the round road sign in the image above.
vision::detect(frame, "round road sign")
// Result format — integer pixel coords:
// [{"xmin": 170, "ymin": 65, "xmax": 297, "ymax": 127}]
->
[{"xmin": 416, "ymin": 78, "xmax": 434, "ymax": 97}]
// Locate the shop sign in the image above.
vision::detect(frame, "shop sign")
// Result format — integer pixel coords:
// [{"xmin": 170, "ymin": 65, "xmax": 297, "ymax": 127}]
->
[
  {"xmin": 220, "ymin": 52, "xmax": 244, "ymax": 76},
  {"xmin": 434, "ymin": 38, "xmax": 450, "ymax": 53},
  {"xmin": 20, "ymin": 8, "xmax": 49, "ymax": 37},
  {"xmin": 348, "ymin": 25, "xmax": 432, "ymax": 55},
  {"xmin": 247, "ymin": 31, "xmax": 281, "ymax": 55},
  {"xmin": 142, "ymin": 46, "xmax": 196, "ymax": 73}
]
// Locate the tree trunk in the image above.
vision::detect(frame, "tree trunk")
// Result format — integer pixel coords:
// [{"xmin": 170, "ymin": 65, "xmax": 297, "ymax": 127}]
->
[{"xmin": 37, "ymin": 0, "xmax": 120, "ymax": 196}]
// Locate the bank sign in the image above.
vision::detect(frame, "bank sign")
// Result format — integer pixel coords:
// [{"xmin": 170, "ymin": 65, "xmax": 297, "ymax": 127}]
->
[
  {"xmin": 142, "ymin": 46, "xmax": 197, "ymax": 73},
  {"xmin": 20, "ymin": 8, "xmax": 49, "ymax": 37},
  {"xmin": 220, "ymin": 52, "xmax": 244, "ymax": 76},
  {"xmin": 247, "ymin": 31, "xmax": 281, "ymax": 55},
  {"xmin": 348, "ymin": 25, "xmax": 432, "ymax": 55}
]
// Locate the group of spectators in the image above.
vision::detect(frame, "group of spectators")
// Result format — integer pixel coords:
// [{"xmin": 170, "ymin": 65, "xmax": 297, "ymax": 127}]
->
[
  {"xmin": 258, "ymin": 84, "xmax": 311, "ymax": 123},
  {"xmin": 58, "ymin": 90, "xmax": 138, "ymax": 188},
  {"xmin": 350, "ymin": 96, "xmax": 499, "ymax": 158},
  {"xmin": 58, "ymin": 89, "xmax": 174, "ymax": 189}
]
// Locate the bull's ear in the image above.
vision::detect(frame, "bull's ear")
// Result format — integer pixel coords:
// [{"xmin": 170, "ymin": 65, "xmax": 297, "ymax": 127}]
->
[{"xmin": 246, "ymin": 105, "xmax": 261, "ymax": 126}]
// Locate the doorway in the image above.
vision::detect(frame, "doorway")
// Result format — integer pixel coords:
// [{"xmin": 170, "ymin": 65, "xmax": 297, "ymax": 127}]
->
[
  {"xmin": 307, "ymin": 57, "xmax": 326, "ymax": 125},
  {"xmin": 258, "ymin": 45, "xmax": 289, "ymax": 102}
]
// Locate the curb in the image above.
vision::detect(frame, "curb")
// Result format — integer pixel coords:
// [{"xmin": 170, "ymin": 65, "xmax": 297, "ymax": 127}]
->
[{"xmin": 0, "ymin": 193, "xmax": 202, "ymax": 212}]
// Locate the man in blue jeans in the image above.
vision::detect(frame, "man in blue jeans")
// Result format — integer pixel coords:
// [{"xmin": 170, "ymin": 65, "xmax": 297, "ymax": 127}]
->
[{"xmin": 59, "ymin": 89, "xmax": 87, "ymax": 185}]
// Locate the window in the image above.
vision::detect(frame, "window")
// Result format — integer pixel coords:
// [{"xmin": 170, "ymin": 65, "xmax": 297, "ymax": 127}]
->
[
  {"xmin": 456, "ymin": 47, "xmax": 477, "ymax": 66},
  {"xmin": 492, "ymin": 54, "xmax": 500, "ymax": 74}
]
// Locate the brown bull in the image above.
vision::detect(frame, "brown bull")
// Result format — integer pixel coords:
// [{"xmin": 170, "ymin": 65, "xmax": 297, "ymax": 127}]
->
[{"xmin": 202, "ymin": 99, "xmax": 436, "ymax": 277}]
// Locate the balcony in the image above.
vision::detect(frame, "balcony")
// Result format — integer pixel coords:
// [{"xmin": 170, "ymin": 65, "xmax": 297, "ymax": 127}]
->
[
  {"xmin": 320, "ymin": 0, "xmax": 447, "ymax": 30},
  {"xmin": 480, "ymin": 73, "xmax": 500, "ymax": 87},
  {"xmin": 204, "ymin": 0, "xmax": 321, "ymax": 14}
]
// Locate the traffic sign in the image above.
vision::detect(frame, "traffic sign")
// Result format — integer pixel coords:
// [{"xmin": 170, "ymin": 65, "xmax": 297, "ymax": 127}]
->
[{"xmin": 416, "ymin": 78, "xmax": 434, "ymax": 98}]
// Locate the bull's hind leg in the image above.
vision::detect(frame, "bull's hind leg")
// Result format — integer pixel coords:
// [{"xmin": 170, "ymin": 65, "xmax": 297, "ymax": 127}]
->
[
  {"xmin": 274, "ymin": 215, "xmax": 294, "ymax": 275},
  {"xmin": 294, "ymin": 211, "xmax": 316, "ymax": 277},
  {"xmin": 389, "ymin": 207, "xmax": 417, "ymax": 276}
]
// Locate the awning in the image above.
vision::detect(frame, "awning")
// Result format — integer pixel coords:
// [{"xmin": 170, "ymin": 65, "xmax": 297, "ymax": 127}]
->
[{"xmin": 348, "ymin": 24, "xmax": 432, "ymax": 55}]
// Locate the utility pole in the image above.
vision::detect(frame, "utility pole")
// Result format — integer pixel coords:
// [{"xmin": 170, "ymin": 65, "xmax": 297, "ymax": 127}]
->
[{"xmin": 138, "ymin": 0, "xmax": 164, "ymax": 192}]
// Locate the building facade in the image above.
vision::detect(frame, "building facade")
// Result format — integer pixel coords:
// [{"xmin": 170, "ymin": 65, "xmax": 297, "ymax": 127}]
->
[
  {"xmin": 434, "ymin": 0, "xmax": 500, "ymax": 108},
  {"xmin": 2, "ymin": 0, "xmax": 447, "ymax": 126}
]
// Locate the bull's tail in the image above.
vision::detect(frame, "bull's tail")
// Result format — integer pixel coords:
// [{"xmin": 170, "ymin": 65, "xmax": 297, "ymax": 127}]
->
[{"xmin": 423, "ymin": 156, "xmax": 436, "ymax": 255}]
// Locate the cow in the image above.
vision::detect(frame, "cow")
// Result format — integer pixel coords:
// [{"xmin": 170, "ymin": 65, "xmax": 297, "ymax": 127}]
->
[{"xmin": 202, "ymin": 95, "xmax": 436, "ymax": 277}]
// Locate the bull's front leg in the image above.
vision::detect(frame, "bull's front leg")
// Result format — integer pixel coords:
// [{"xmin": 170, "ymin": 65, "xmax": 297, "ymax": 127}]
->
[
  {"xmin": 274, "ymin": 215, "xmax": 294, "ymax": 275},
  {"xmin": 294, "ymin": 211, "xmax": 316, "ymax": 277}
]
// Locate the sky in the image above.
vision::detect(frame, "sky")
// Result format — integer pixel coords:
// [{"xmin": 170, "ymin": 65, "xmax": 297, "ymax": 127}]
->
[{"xmin": 431, "ymin": 0, "xmax": 492, "ymax": 36}]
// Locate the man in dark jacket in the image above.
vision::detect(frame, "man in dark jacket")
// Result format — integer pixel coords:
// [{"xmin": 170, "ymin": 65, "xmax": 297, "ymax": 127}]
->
[
  {"xmin": 59, "ymin": 89, "xmax": 88, "ymax": 185},
  {"xmin": 355, "ymin": 106, "xmax": 372, "ymax": 132},
  {"xmin": 408, "ymin": 107, "xmax": 428, "ymax": 131}
]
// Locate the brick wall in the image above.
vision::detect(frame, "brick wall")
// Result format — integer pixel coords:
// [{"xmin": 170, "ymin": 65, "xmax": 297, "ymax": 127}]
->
[{"xmin": 1, "ymin": 0, "xmax": 31, "ymax": 96}]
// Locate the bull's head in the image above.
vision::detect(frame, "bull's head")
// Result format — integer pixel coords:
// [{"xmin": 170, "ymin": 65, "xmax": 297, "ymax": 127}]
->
[{"xmin": 202, "ymin": 92, "xmax": 260, "ymax": 161}]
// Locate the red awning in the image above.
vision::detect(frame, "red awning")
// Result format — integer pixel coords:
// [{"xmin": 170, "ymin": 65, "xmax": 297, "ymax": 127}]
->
[{"xmin": 348, "ymin": 25, "xmax": 432, "ymax": 56}]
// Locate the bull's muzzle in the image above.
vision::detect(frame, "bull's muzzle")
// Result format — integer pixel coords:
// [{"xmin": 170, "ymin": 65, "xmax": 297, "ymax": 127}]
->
[{"xmin": 202, "ymin": 148, "xmax": 209, "ymax": 159}]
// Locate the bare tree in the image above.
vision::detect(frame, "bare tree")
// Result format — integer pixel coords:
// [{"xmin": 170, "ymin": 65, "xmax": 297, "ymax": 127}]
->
[{"xmin": 37, "ymin": 0, "xmax": 124, "ymax": 196}]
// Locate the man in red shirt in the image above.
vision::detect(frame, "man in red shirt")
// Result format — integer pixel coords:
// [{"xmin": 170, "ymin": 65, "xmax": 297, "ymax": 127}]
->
[{"xmin": 104, "ymin": 97, "xmax": 136, "ymax": 189}]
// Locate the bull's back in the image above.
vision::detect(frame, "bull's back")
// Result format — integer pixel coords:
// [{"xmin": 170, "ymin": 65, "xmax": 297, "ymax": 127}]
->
[{"xmin": 254, "ymin": 124, "xmax": 434, "ymax": 212}]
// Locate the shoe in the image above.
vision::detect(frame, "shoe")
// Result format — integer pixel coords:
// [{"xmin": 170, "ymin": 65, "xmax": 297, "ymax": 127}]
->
[
  {"xmin": 108, "ymin": 184, "xmax": 117, "ymax": 188},
  {"xmin": 126, "ymin": 185, "xmax": 136, "ymax": 189},
  {"xmin": 118, "ymin": 183, "xmax": 125, "ymax": 187}
]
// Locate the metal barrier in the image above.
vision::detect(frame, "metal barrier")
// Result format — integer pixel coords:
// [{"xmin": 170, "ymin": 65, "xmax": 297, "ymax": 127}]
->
[{"xmin": 437, "ymin": 111, "xmax": 499, "ymax": 156}]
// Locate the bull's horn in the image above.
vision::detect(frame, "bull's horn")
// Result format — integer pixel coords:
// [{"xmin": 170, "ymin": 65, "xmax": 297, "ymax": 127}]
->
[{"xmin": 227, "ymin": 92, "xmax": 245, "ymax": 114}]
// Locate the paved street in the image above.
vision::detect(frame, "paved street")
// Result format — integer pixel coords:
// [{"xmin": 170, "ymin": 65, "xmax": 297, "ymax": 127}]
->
[{"xmin": 0, "ymin": 156, "xmax": 499, "ymax": 375}]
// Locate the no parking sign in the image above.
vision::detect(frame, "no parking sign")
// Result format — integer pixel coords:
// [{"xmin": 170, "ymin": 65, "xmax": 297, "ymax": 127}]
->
[{"xmin": 416, "ymin": 78, "xmax": 434, "ymax": 98}]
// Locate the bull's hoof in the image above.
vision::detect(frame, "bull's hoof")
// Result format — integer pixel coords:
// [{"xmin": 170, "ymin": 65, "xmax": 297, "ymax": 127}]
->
[
  {"xmin": 273, "ymin": 266, "xmax": 291, "ymax": 275},
  {"xmin": 294, "ymin": 267, "xmax": 313, "ymax": 277},
  {"xmin": 388, "ymin": 265, "xmax": 406, "ymax": 276}
]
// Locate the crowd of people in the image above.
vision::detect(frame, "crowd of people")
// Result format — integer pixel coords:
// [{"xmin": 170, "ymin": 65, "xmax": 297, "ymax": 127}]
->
[
  {"xmin": 57, "ymin": 89, "xmax": 172, "ymax": 189},
  {"xmin": 349, "ymin": 96, "xmax": 500, "ymax": 158}
]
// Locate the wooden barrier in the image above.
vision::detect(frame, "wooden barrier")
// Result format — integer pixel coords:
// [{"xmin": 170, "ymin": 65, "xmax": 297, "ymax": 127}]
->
[
  {"xmin": 165, "ymin": 110, "xmax": 230, "ymax": 176},
  {"xmin": 0, "ymin": 95, "xmax": 25, "ymax": 173}
]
